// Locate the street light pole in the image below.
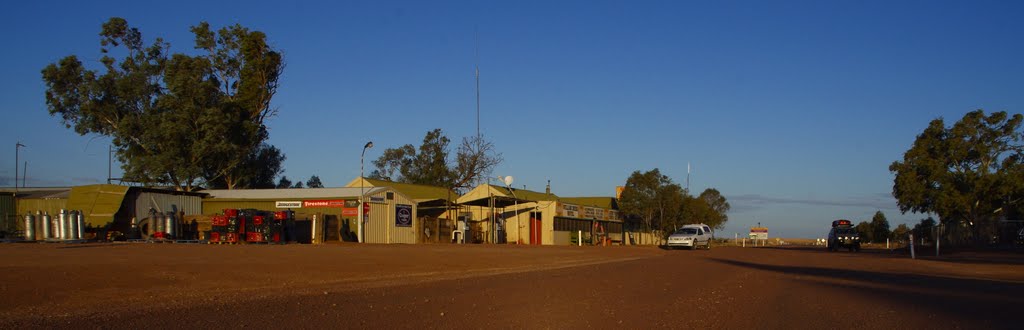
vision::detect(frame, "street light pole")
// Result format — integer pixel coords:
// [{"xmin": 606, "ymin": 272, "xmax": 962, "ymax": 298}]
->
[
  {"xmin": 358, "ymin": 141, "xmax": 374, "ymax": 243},
  {"xmin": 15, "ymin": 142, "xmax": 25, "ymax": 192}
]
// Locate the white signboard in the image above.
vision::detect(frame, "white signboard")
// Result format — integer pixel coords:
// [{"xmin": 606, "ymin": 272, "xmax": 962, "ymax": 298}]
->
[{"xmin": 276, "ymin": 201, "xmax": 302, "ymax": 208}]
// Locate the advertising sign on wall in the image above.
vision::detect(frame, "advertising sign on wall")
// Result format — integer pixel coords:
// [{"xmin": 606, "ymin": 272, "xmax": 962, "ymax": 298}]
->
[
  {"xmin": 303, "ymin": 200, "xmax": 346, "ymax": 208},
  {"xmin": 395, "ymin": 204, "xmax": 413, "ymax": 227},
  {"xmin": 275, "ymin": 201, "xmax": 302, "ymax": 208}
]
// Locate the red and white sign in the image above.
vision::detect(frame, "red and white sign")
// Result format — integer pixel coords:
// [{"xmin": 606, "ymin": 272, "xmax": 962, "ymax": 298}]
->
[
  {"xmin": 303, "ymin": 200, "xmax": 346, "ymax": 208},
  {"xmin": 363, "ymin": 202, "xmax": 371, "ymax": 215}
]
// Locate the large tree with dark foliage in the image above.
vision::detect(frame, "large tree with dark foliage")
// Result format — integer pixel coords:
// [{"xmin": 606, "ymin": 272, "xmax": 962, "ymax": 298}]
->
[
  {"xmin": 682, "ymin": 188, "xmax": 731, "ymax": 230},
  {"xmin": 41, "ymin": 18, "xmax": 284, "ymax": 191},
  {"xmin": 890, "ymin": 110, "xmax": 1024, "ymax": 245},
  {"xmin": 619, "ymin": 168, "xmax": 684, "ymax": 243},
  {"xmin": 306, "ymin": 175, "xmax": 324, "ymax": 188},
  {"xmin": 370, "ymin": 129, "xmax": 502, "ymax": 190}
]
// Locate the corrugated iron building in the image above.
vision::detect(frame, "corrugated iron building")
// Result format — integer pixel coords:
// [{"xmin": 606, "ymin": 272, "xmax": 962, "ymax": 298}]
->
[
  {"xmin": 0, "ymin": 192, "xmax": 15, "ymax": 235},
  {"xmin": 2, "ymin": 185, "xmax": 204, "ymax": 239},
  {"xmin": 345, "ymin": 177, "xmax": 459, "ymax": 243},
  {"xmin": 202, "ymin": 187, "xmax": 418, "ymax": 244},
  {"xmin": 458, "ymin": 184, "xmax": 625, "ymax": 245}
]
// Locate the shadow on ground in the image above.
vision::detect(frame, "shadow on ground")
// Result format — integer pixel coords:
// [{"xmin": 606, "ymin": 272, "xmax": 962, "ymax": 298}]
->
[
  {"xmin": 753, "ymin": 245, "xmax": 1024, "ymax": 266},
  {"xmin": 710, "ymin": 257, "xmax": 1024, "ymax": 327}
]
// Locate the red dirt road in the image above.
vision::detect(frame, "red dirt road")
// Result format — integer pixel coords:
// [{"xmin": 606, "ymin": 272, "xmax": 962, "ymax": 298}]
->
[{"xmin": 1, "ymin": 243, "xmax": 1022, "ymax": 329}]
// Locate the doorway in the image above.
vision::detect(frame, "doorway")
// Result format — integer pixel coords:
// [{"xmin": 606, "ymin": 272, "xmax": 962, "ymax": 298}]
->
[{"xmin": 530, "ymin": 212, "xmax": 543, "ymax": 245}]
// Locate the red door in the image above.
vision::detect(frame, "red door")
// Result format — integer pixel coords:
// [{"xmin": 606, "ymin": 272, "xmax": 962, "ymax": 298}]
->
[{"xmin": 530, "ymin": 213, "xmax": 542, "ymax": 245}]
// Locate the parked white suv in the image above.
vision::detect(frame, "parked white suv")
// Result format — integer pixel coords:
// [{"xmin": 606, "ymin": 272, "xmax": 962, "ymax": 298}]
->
[{"xmin": 667, "ymin": 224, "xmax": 713, "ymax": 250}]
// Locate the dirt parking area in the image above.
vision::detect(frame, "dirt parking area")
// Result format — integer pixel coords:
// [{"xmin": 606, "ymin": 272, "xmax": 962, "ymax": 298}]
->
[{"xmin": 1, "ymin": 243, "xmax": 1022, "ymax": 329}]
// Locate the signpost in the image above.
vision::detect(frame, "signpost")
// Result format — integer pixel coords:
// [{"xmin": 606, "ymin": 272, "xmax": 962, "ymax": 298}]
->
[{"xmin": 749, "ymin": 226, "xmax": 768, "ymax": 246}]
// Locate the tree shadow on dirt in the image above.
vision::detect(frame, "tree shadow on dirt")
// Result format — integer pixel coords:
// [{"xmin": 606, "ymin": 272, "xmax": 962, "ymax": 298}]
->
[
  {"xmin": 710, "ymin": 258, "xmax": 1024, "ymax": 327},
  {"xmin": 750, "ymin": 245, "xmax": 1024, "ymax": 266}
]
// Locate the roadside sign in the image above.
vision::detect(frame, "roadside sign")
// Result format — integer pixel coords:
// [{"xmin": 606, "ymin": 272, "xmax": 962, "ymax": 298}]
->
[
  {"xmin": 750, "ymin": 227, "xmax": 769, "ymax": 240},
  {"xmin": 363, "ymin": 202, "xmax": 371, "ymax": 215}
]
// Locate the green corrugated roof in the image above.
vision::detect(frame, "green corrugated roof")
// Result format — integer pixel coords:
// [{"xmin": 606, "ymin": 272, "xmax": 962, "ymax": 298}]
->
[
  {"xmin": 362, "ymin": 178, "xmax": 458, "ymax": 202},
  {"xmin": 486, "ymin": 184, "xmax": 558, "ymax": 201},
  {"xmin": 560, "ymin": 197, "xmax": 618, "ymax": 210},
  {"xmin": 66, "ymin": 184, "xmax": 129, "ymax": 226}
]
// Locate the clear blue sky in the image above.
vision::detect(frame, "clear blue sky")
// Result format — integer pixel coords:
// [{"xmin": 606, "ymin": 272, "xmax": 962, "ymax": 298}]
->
[{"xmin": 2, "ymin": 0, "xmax": 1023, "ymax": 238}]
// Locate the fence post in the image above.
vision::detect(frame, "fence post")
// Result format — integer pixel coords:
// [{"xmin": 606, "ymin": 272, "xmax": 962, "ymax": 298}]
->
[{"xmin": 909, "ymin": 233, "xmax": 915, "ymax": 259}]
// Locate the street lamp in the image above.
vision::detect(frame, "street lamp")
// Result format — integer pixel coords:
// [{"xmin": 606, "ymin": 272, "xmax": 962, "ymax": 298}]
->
[
  {"xmin": 358, "ymin": 141, "xmax": 373, "ymax": 243},
  {"xmin": 15, "ymin": 142, "xmax": 25, "ymax": 192}
]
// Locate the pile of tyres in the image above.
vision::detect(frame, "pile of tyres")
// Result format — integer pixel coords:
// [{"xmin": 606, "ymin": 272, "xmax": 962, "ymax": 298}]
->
[{"xmin": 210, "ymin": 209, "xmax": 294, "ymax": 244}]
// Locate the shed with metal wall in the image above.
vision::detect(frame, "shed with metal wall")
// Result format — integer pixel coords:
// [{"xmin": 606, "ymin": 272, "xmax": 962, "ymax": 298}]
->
[
  {"xmin": 202, "ymin": 187, "xmax": 418, "ymax": 244},
  {"xmin": 346, "ymin": 177, "xmax": 458, "ymax": 243},
  {"xmin": 0, "ymin": 192, "xmax": 15, "ymax": 235},
  {"xmin": 5, "ymin": 188, "xmax": 71, "ymax": 218}
]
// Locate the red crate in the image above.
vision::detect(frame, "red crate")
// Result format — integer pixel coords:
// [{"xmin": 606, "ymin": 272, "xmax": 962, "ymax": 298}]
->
[
  {"xmin": 224, "ymin": 209, "xmax": 239, "ymax": 217},
  {"xmin": 209, "ymin": 232, "xmax": 221, "ymax": 242},
  {"xmin": 253, "ymin": 215, "xmax": 264, "ymax": 226},
  {"xmin": 246, "ymin": 232, "xmax": 263, "ymax": 242},
  {"xmin": 274, "ymin": 211, "xmax": 288, "ymax": 220},
  {"xmin": 225, "ymin": 232, "xmax": 239, "ymax": 243}
]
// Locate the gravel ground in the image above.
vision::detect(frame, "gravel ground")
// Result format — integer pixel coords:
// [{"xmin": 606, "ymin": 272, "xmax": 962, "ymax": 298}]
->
[{"xmin": 1, "ymin": 242, "xmax": 1021, "ymax": 329}]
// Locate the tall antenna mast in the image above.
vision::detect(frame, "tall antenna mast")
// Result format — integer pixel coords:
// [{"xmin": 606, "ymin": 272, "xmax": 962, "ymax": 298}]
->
[{"xmin": 475, "ymin": 25, "xmax": 480, "ymax": 139}]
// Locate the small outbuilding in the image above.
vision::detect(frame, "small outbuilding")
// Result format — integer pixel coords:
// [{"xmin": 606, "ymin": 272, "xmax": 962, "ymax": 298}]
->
[{"xmin": 345, "ymin": 177, "xmax": 460, "ymax": 243}]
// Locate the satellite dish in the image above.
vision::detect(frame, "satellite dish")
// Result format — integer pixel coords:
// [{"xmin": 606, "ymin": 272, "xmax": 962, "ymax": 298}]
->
[{"xmin": 503, "ymin": 176, "xmax": 514, "ymax": 186}]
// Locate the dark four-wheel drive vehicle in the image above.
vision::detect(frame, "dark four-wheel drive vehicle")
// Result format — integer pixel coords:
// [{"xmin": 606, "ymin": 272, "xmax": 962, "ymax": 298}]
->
[{"xmin": 828, "ymin": 219, "xmax": 861, "ymax": 252}]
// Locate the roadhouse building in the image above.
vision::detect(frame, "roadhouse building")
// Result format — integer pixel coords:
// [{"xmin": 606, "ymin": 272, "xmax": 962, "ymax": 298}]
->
[
  {"xmin": 457, "ymin": 184, "xmax": 624, "ymax": 245},
  {"xmin": 201, "ymin": 187, "xmax": 418, "ymax": 244}
]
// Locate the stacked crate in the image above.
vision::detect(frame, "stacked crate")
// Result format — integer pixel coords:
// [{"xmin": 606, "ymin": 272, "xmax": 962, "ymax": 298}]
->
[
  {"xmin": 209, "ymin": 209, "xmax": 242, "ymax": 243},
  {"xmin": 209, "ymin": 208, "xmax": 289, "ymax": 244},
  {"xmin": 210, "ymin": 215, "xmax": 228, "ymax": 242},
  {"xmin": 246, "ymin": 212, "xmax": 267, "ymax": 243}
]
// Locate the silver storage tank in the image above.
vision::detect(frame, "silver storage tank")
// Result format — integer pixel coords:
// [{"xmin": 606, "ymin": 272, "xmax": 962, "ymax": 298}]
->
[
  {"xmin": 153, "ymin": 213, "xmax": 165, "ymax": 235},
  {"xmin": 76, "ymin": 211, "xmax": 85, "ymax": 240},
  {"xmin": 68, "ymin": 210, "xmax": 79, "ymax": 240},
  {"xmin": 57, "ymin": 209, "xmax": 68, "ymax": 240},
  {"xmin": 165, "ymin": 212, "xmax": 176, "ymax": 239},
  {"xmin": 23, "ymin": 213, "xmax": 35, "ymax": 241},
  {"xmin": 41, "ymin": 212, "xmax": 52, "ymax": 239}
]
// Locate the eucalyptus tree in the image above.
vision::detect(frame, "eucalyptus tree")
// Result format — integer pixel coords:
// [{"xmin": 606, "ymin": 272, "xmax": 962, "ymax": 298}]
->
[
  {"xmin": 619, "ymin": 168, "xmax": 684, "ymax": 242},
  {"xmin": 890, "ymin": 110, "xmax": 1024, "ymax": 244},
  {"xmin": 370, "ymin": 129, "xmax": 501, "ymax": 191},
  {"xmin": 41, "ymin": 17, "xmax": 284, "ymax": 191}
]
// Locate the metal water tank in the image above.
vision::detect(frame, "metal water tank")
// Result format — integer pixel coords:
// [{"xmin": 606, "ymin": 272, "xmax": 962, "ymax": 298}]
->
[
  {"xmin": 153, "ymin": 213, "xmax": 165, "ymax": 234},
  {"xmin": 68, "ymin": 210, "xmax": 80, "ymax": 240},
  {"xmin": 57, "ymin": 209, "xmax": 68, "ymax": 240},
  {"xmin": 164, "ymin": 212, "xmax": 176, "ymax": 239},
  {"xmin": 76, "ymin": 211, "xmax": 85, "ymax": 240},
  {"xmin": 23, "ymin": 213, "xmax": 36, "ymax": 241},
  {"xmin": 41, "ymin": 212, "xmax": 52, "ymax": 240}
]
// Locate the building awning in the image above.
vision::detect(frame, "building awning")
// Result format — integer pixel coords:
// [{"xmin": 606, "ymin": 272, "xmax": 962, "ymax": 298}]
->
[
  {"xmin": 459, "ymin": 195, "xmax": 532, "ymax": 208},
  {"xmin": 553, "ymin": 215, "xmax": 624, "ymax": 224}
]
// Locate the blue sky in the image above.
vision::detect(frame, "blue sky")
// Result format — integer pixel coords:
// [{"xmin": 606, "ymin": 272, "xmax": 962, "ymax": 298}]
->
[{"xmin": 2, "ymin": 0, "xmax": 1023, "ymax": 238}]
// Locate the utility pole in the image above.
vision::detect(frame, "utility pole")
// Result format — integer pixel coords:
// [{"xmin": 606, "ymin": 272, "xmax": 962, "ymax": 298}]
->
[{"xmin": 15, "ymin": 142, "xmax": 25, "ymax": 192}]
